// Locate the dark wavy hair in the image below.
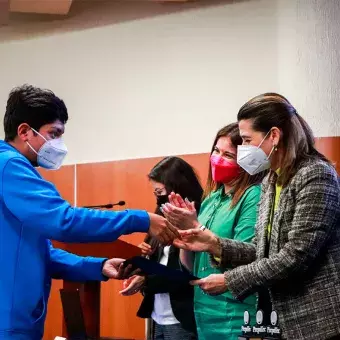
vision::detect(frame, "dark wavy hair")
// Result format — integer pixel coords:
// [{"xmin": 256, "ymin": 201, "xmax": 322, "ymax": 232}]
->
[
  {"xmin": 145, "ymin": 156, "xmax": 203, "ymax": 247},
  {"xmin": 148, "ymin": 156, "xmax": 203, "ymax": 213},
  {"xmin": 4, "ymin": 84, "xmax": 68, "ymax": 141}
]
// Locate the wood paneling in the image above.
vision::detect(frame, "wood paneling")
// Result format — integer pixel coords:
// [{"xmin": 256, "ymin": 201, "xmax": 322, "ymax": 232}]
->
[
  {"xmin": 181, "ymin": 153, "xmax": 210, "ymax": 184},
  {"xmin": 0, "ymin": 0, "xmax": 9, "ymax": 26},
  {"xmin": 43, "ymin": 279, "xmax": 63, "ymax": 340},
  {"xmin": 76, "ymin": 153, "xmax": 209, "ymax": 246},
  {"xmin": 77, "ymin": 158, "xmax": 162, "ymax": 248},
  {"xmin": 38, "ymin": 165, "xmax": 75, "ymax": 204},
  {"xmin": 10, "ymin": 0, "xmax": 73, "ymax": 14},
  {"xmin": 54, "ymin": 239, "xmax": 141, "ymax": 259},
  {"xmin": 100, "ymin": 279, "xmax": 145, "ymax": 340},
  {"xmin": 38, "ymin": 165, "xmax": 75, "ymax": 340},
  {"xmin": 315, "ymin": 136, "xmax": 340, "ymax": 174}
]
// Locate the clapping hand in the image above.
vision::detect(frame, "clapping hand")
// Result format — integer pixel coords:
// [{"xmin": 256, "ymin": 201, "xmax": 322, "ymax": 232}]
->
[{"xmin": 161, "ymin": 193, "xmax": 200, "ymax": 230}]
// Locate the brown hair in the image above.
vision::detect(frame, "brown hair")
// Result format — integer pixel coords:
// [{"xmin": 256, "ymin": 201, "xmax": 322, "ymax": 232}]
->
[
  {"xmin": 237, "ymin": 93, "xmax": 330, "ymax": 186},
  {"xmin": 203, "ymin": 123, "xmax": 265, "ymax": 208}
]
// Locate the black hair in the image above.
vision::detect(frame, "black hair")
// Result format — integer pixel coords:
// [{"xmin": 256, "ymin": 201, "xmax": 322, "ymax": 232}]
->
[
  {"xmin": 4, "ymin": 84, "xmax": 68, "ymax": 141},
  {"xmin": 148, "ymin": 156, "xmax": 203, "ymax": 212}
]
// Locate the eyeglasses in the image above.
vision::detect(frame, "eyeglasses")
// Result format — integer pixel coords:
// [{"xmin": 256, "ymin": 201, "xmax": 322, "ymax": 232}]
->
[{"xmin": 154, "ymin": 188, "xmax": 166, "ymax": 196}]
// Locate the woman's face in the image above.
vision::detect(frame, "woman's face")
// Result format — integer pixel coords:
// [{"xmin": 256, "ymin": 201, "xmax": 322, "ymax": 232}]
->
[
  {"xmin": 211, "ymin": 136, "xmax": 237, "ymax": 163},
  {"xmin": 239, "ymin": 119, "xmax": 278, "ymax": 157},
  {"xmin": 150, "ymin": 180, "xmax": 167, "ymax": 197}
]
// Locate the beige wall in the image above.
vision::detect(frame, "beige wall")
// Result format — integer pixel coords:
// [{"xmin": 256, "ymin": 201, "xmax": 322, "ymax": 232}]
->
[
  {"xmin": 277, "ymin": 0, "xmax": 340, "ymax": 137},
  {"xmin": 0, "ymin": 0, "xmax": 339, "ymax": 165}
]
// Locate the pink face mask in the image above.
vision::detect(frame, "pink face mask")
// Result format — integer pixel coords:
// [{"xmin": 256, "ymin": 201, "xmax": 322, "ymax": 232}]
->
[{"xmin": 210, "ymin": 154, "xmax": 240, "ymax": 183}]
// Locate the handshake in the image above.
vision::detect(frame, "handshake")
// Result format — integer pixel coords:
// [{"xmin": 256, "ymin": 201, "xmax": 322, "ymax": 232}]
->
[
  {"xmin": 103, "ymin": 193, "xmax": 208, "ymax": 281},
  {"xmin": 147, "ymin": 212, "xmax": 179, "ymax": 245},
  {"xmin": 100, "ymin": 214, "xmax": 178, "ymax": 281}
]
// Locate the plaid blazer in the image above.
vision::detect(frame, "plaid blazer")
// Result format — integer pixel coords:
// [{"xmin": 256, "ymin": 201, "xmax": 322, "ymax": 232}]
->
[{"xmin": 213, "ymin": 158, "xmax": 340, "ymax": 340}]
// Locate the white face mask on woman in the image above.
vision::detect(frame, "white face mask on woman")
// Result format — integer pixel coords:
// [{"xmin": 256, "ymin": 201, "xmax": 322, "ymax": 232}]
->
[
  {"xmin": 237, "ymin": 130, "xmax": 275, "ymax": 175},
  {"xmin": 26, "ymin": 128, "xmax": 68, "ymax": 170}
]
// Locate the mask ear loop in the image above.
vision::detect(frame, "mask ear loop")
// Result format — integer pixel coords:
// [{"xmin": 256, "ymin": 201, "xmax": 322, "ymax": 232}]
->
[
  {"xmin": 31, "ymin": 127, "xmax": 48, "ymax": 142},
  {"xmin": 257, "ymin": 129, "xmax": 272, "ymax": 149},
  {"xmin": 26, "ymin": 127, "xmax": 48, "ymax": 155},
  {"xmin": 257, "ymin": 129, "xmax": 278, "ymax": 160},
  {"xmin": 267, "ymin": 145, "xmax": 277, "ymax": 160}
]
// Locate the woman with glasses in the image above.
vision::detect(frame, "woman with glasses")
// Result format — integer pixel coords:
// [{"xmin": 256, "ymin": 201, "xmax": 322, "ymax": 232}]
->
[{"xmin": 121, "ymin": 156, "xmax": 203, "ymax": 340}]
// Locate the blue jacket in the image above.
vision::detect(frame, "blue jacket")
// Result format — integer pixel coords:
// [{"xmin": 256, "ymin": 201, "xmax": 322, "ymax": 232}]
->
[{"xmin": 0, "ymin": 141, "xmax": 150, "ymax": 339}]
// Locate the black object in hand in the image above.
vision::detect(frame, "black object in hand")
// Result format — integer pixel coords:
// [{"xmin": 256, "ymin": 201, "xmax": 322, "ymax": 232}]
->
[{"xmin": 123, "ymin": 256, "xmax": 199, "ymax": 282}]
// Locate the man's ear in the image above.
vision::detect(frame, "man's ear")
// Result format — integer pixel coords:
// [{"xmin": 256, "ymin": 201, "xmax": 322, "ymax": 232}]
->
[{"xmin": 17, "ymin": 123, "xmax": 32, "ymax": 142}]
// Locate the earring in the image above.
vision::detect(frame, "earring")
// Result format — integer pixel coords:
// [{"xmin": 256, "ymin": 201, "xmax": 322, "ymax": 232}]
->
[{"xmin": 274, "ymin": 145, "xmax": 278, "ymax": 152}]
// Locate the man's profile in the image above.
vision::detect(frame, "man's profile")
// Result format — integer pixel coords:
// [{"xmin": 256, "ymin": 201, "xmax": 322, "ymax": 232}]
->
[{"xmin": 0, "ymin": 84, "xmax": 178, "ymax": 340}]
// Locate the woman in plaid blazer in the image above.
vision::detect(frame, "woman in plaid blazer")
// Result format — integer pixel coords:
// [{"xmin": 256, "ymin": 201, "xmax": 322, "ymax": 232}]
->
[{"xmin": 170, "ymin": 93, "xmax": 340, "ymax": 340}]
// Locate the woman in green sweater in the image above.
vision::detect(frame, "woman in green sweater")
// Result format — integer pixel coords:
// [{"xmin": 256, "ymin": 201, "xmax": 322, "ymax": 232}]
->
[{"xmin": 162, "ymin": 123, "xmax": 265, "ymax": 340}]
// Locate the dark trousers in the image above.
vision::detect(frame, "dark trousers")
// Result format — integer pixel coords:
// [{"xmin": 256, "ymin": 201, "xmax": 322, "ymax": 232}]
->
[{"xmin": 154, "ymin": 322, "xmax": 197, "ymax": 340}]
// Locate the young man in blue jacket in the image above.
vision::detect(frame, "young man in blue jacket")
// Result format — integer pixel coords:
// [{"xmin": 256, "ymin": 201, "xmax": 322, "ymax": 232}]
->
[{"xmin": 0, "ymin": 84, "xmax": 179, "ymax": 340}]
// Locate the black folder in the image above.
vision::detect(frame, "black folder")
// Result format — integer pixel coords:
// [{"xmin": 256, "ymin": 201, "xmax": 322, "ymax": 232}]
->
[{"xmin": 123, "ymin": 256, "xmax": 199, "ymax": 282}]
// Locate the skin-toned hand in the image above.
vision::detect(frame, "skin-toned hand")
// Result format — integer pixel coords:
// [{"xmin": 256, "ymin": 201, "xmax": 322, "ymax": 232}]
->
[
  {"xmin": 168, "ymin": 192, "xmax": 193, "ymax": 210},
  {"xmin": 173, "ymin": 228, "xmax": 221, "ymax": 257},
  {"xmin": 148, "ymin": 212, "xmax": 180, "ymax": 245},
  {"xmin": 120, "ymin": 275, "xmax": 146, "ymax": 296},
  {"xmin": 102, "ymin": 258, "xmax": 139, "ymax": 280},
  {"xmin": 138, "ymin": 242, "xmax": 156, "ymax": 256},
  {"xmin": 190, "ymin": 274, "xmax": 228, "ymax": 296},
  {"xmin": 161, "ymin": 193, "xmax": 200, "ymax": 230}
]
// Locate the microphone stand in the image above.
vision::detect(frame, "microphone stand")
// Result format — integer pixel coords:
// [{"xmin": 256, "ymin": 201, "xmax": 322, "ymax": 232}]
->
[{"xmin": 82, "ymin": 201, "xmax": 126, "ymax": 209}]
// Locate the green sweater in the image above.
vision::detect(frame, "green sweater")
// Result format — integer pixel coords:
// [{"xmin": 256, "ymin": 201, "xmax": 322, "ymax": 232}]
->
[{"xmin": 193, "ymin": 185, "xmax": 261, "ymax": 340}]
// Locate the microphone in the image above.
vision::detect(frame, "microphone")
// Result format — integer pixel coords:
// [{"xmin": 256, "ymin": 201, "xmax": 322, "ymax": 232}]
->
[{"xmin": 82, "ymin": 201, "xmax": 126, "ymax": 209}]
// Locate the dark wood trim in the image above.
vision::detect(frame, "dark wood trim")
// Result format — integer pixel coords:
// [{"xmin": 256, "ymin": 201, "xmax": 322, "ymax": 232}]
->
[
  {"xmin": 0, "ymin": 0, "xmax": 9, "ymax": 26},
  {"xmin": 315, "ymin": 136, "xmax": 340, "ymax": 174}
]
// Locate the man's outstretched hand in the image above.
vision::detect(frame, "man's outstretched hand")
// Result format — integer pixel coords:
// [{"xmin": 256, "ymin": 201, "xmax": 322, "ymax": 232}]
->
[
  {"xmin": 102, "ymin": 258, "xmax": 139, "ymax": 280},
  {"xmin": 148, "ymin": 213, "xmax": 180, "ymax": 245}
]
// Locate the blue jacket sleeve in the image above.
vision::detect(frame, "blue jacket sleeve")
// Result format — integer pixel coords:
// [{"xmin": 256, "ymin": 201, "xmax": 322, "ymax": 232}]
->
[
  {"xmin": 48, "ymin": 241, "xmax": 108, "ymax": 282},
  {"xmin": 2, "ymin": 157, "xmax": 150, "ymax": 242}
]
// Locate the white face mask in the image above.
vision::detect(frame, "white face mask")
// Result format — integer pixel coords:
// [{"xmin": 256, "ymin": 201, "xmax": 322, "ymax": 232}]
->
[
  {"xmin": 26, "ymin": 128, "xmax": 68, "ymax": 170},
  {"xmin": 237, "ymin": 130, "xmax": 275, "ymax": 176}
]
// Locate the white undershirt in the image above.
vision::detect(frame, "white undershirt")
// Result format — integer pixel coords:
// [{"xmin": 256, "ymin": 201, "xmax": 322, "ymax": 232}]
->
[{"xmin": 151, "ymin": 246, "xmax": 180, "ymax": 325}]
